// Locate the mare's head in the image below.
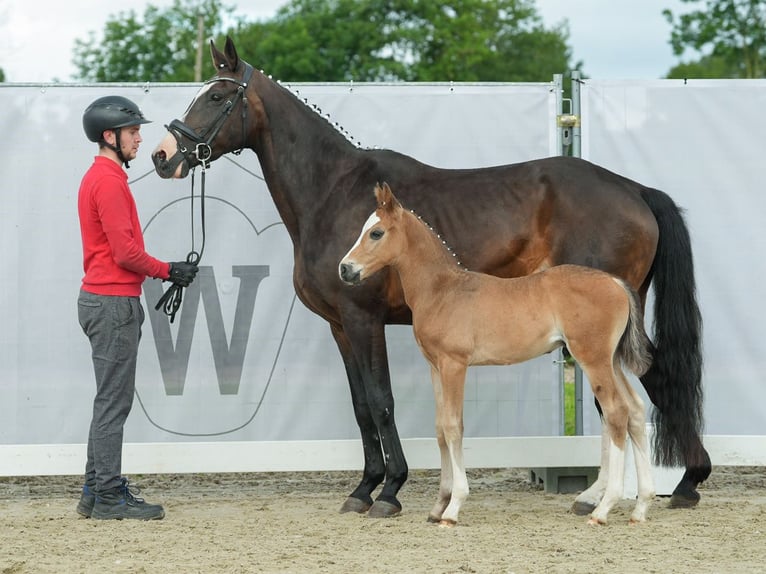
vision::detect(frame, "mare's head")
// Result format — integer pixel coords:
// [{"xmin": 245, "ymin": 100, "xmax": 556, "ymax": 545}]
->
[
  {"xmin": 339, "ymin": 183, "xmax": 406, "ymax": 285},
  {"xmin": 152, "ymin": 36, "xmax": 257, "ymax": 179}
]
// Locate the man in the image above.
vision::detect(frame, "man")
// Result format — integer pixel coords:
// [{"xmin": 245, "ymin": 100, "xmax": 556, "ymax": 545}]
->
[{"xmin": 76, "ymin": 95, "xmax": 198, "ymax": 520}]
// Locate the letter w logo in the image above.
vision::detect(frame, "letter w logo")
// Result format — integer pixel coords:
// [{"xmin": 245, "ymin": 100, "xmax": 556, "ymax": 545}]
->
[{"xmin": 144, "ymin": 265, "xmax": 270, "ymax": 396}]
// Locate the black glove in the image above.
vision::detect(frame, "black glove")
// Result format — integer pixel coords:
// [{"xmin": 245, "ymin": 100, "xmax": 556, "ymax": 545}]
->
[{"xmin": 168, "ymin": 261, "xmax": 199, "ymax": 287}]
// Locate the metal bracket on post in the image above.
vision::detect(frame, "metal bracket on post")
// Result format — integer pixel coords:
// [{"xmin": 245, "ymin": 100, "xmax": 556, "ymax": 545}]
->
[{"xmin": 557, "ymin": 111, "xmax": 579, "ymax": 156}]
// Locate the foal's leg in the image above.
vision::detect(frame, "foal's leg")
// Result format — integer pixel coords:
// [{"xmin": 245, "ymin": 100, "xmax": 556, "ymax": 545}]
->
[
  {"xmin": 427, "ymin": 366, "xmax": 453, "ymax": 523},
  {"xmin": 435, "ymin": 359, "xmax": 469, "ymax": 527},
  {"xmin": 572, "ymin": 420, "xmax": 609, "ymax": 515},
  {"xmin": 584, "ymin": 367, "xmax": 629, "ymax": 525},
  {"xmin": 617, "ymin": 370, "xmax": 655, "ymax": 523}
]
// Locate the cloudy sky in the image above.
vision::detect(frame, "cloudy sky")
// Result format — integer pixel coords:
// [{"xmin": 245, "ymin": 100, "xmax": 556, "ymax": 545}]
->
[{"xmin": 1, "ymin": 0, "xmax": 695, "ymax": 83}]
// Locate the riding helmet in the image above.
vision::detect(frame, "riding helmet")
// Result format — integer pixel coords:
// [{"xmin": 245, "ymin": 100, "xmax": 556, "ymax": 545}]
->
[{"xmin": 82, "ymin": 95, "xmax": 152, "ymax": 142}]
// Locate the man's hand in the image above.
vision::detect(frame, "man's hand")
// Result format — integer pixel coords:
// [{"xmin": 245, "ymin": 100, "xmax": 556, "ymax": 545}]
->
[{"xmin": 168, "ymin": 262, "xmax": 199, "ymax": 287}]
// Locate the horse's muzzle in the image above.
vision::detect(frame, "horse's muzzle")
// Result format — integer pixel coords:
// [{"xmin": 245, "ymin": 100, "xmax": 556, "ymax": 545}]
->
[
  {"xmin": 152, "ymin": 149, "xmax": 190, "ymax": 179},
  {"xmin": 339, "ymin": 262, "xmax": 361, "ymax": 285}
]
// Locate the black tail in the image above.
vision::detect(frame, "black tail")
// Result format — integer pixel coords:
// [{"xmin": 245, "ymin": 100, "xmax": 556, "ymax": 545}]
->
[{"xmin": 639, "ymin": 187, "xmax": 704, "ymax": 467}]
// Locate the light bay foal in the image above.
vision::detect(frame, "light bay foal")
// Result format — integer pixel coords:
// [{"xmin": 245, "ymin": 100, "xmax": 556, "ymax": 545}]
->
[{"xmin": 339, "ymin": 183, "xmax": 655, "ymax": 527}]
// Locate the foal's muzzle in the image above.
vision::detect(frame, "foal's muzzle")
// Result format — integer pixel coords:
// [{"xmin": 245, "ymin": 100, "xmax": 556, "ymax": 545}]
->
[{"xmin": 339, "ymin": 262, "xmax": 361, "ymax": 285}]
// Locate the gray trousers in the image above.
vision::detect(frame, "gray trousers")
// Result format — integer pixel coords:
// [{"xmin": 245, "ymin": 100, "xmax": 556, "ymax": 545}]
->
[{"xmin": 77, "ymin": 289, "xmax": 144, "ymax": 493}]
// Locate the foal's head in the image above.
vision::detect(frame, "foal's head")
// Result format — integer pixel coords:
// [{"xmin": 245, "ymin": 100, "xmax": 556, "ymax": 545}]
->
[{"xmin": 339, "ymin": 183, "xmax": 405, "ymax": 285}]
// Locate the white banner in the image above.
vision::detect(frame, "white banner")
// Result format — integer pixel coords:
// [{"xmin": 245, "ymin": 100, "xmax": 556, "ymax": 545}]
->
[
  {"xmin": 581, "ymin": 79, "xmax": 766, "ymax": 436},
  {"xmin": 0, "ymin": 82, "xmax": 559, "ymax": 447}
]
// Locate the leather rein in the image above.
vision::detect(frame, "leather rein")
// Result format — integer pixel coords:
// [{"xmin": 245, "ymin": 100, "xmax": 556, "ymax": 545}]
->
[{"xmin": 155, "ymin": 62, "xmax": 255, "ymax": 323}]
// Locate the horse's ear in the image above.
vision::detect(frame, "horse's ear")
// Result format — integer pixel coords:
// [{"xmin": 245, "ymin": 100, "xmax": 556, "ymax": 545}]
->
[
  {"xmin": 210, "ymin": 40, "xmax": 226, "ymax": 70},
  {"xmin": 224, "ymin": 36, "xmax": 240, "ymax": 70},
  {"xmin": 210, "ymin": 36, "xmax": 240, "ymax": 72}
]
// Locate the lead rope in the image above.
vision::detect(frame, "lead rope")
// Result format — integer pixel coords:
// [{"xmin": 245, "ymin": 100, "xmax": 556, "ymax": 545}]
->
[{"xmin": 155, "ymin": 162, "xmax": 207, "ymax": 323}]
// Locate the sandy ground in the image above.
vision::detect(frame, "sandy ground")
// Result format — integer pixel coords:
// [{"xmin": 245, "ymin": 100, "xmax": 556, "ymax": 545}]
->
[{"xmin": 1, "ymin": 466, "xmax": 764, "ymax": 574}]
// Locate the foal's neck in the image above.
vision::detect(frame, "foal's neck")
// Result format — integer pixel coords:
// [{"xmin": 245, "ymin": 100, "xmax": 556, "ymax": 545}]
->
[{"xmin": 394, "ymin": 212, "xmax": 465, "ymax": 307}]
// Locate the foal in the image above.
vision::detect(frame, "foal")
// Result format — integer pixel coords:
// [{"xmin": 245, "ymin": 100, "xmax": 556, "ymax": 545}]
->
[{"xmin": 339, "ymin": 183, "xmax": 655, "ymax": 526}]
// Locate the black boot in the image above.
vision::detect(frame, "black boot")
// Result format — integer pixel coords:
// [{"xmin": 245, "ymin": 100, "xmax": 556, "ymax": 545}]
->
[
  {"xmin": 91, "ymin": 478, "xmax": 165, "ymax": 521},
  {"xmin": 76, "ymin": 484, "xmax": 96, "ymax": 518}
]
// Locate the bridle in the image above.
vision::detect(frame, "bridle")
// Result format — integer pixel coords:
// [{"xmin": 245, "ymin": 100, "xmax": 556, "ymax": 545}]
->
[
  {"xmin": 164, "ymin": 61, "xmax": 255, "ymax": 169},
  {"xmin": 155, "ymin": 62, "xmax": 255, "ymax": 323}
]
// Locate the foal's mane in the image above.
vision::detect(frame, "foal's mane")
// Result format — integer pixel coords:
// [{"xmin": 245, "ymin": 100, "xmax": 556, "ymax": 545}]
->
[{"xmin": 404, "ymin": 207, "xmax": 467, "ymax": 271}]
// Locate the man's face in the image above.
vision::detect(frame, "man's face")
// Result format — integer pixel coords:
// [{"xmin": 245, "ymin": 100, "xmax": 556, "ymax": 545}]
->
[
  {"xmin": 104, "ymin": 125, "xmax": 142, "ymax": 161},
  {"xmin": 119, "ymin": 125, "xmax": 142, "ymax": 161}
]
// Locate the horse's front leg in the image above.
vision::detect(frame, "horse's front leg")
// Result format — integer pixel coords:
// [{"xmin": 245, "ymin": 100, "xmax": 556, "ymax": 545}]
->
[
  {"xmin": 331, "ymin": 323, "xmax": 387, "ymax": 514},
  {"xmin": 427, "ymin": 365, "xmax": 452, "ymax": 523},
  {"xmin": 338, "ymin": 316, "xmax": 409, "ymax": 517}
]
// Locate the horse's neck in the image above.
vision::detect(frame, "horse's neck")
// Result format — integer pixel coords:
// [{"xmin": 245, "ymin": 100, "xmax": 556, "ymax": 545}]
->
[
  {"xmin": 253, "ymin": 74, "xmax": 359, "ymax": 238},
  {"xmin": 394, "ymin": 214, "xmax": 464, "ymax": 309}
]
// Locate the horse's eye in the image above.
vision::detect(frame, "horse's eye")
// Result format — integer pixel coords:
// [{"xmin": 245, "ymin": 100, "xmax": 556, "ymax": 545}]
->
[
  {"xmin": 211, "ymin": 92, "xmax": 223, "ymax": 102},
  {"xmin": 370, "ymin": 229, "xmax": 384, "ymax": 240}
]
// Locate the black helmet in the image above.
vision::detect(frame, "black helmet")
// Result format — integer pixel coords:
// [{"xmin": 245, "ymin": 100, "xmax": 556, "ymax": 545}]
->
[{"xmin": 82, "ymin": 95, "xmax": 151, "ymax": 142}]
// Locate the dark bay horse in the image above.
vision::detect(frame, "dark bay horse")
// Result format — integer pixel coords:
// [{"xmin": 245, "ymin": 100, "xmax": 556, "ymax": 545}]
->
[
  {"xmin": 152, "ymin": 37, "xmax": 709, "ymax": 517},
  {"xmin": 340, "ymin": 183, "xmax": 655, "ymax": 526}
]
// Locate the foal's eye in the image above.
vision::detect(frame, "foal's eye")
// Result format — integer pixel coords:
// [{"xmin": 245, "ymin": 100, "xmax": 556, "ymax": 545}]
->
[{"xmin": 370, "ymin": 229, "xmax": 384, "ymax": 240}]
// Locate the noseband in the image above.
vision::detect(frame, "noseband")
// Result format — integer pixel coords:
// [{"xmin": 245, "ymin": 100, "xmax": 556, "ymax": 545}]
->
[{"xmin": 165, "ymin": 62, "xmax": 255, "ymax": 168}]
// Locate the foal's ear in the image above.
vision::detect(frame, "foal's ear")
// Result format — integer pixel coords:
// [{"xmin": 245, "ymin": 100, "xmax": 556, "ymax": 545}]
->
[{"xmin": 375, "ymin": 182, "xmax": 401, "ymax": 212}]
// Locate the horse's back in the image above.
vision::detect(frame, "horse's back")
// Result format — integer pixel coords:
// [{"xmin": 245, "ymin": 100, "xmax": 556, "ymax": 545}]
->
[{"xmin": 364, "ymin": 155, "xmax": 660, "ymax": 289}]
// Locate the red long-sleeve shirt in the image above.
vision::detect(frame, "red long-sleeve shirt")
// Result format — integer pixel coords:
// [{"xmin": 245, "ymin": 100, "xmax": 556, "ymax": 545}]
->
[{"xmin": 78, "ymin": 156, "xmax": 170, "ymax": 296}]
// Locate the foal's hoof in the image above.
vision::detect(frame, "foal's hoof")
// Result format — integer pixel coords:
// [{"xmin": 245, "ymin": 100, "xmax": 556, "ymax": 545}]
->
[
  {"xmin": 339, "ymin": 497, "xmax": 371, "ymax": 514},
  {"xmin": 668, "ymin": 490, "xmax": 700, "ymax": 509},
  {"xmin": 587, "ymin": 516, "xmax": 606, "ymax": 526},
  {"xmin": 367, "ymin": 500, "xmax": 401, "ymax": 518},
  {"xmin": 571, "ymin": 501, "xmax": 596, "ymax": 516}
]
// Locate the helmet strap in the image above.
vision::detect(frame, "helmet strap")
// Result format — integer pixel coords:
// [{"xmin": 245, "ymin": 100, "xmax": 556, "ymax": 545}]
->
[{"xmin": 102, "ymin": 128, "xmax": 130, "ymax": 168}]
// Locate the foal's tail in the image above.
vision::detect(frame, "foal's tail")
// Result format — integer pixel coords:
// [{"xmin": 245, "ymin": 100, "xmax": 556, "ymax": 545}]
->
[{"xmin": 615, "ymin": 280, "xmax": 653, "ymax": 378}]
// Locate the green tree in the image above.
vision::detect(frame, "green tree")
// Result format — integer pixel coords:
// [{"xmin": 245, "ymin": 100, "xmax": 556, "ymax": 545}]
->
[
  {"xmin": 663, "ymin": 0, "xmax": 766, "ymax": 78},
  {"xmin": 229, "ymin": 0, "xmax": 577, "ymax": 82},
  {"xmin": 72, "ymin": 0, "xmax": 233, "ymax": 82},
  {"xmin": 0, "ymin": 67, "xmax": 5, "ymax": 82}
]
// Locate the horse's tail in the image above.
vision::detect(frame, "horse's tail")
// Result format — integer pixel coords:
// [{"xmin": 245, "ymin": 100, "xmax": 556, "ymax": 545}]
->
[
  {"xmin": 639, "ymin": 187, "xmax": 704, "ymax": 467},
  {"xmin": 615, "ymin": 280, "xmax": 653, "ymax": 378}
]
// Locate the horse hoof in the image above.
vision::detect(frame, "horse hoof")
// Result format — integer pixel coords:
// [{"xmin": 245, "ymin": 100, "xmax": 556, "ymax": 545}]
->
[
  {"xmin": 367, "ymin": 500, "xmax": 401, "ymax": 518},
  {"xmin": 571, "ymin": 501, "xmax": 596, "ymax": 516},
  {"xmin": 427, "ymin": 515, "xmax": 441, "ymax": 524},
  {"xmin": 668, "ymin": 491, "xmax": 700, "ymax": 509},
  {"xmin": 339, "ymin": 497, "xmax": 371, "ymax": 514},
  {"xmin": 438, "ymin": 519, "xmax": 456, "ymax": 528}
]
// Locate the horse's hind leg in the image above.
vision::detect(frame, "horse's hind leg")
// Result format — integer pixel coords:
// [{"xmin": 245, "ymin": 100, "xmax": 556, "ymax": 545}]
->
[{"xmin": 427, "ymin": 366, "xmax": 453, "ymax": 523}]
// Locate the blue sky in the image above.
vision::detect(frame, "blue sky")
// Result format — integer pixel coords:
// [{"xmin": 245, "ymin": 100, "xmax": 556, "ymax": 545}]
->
[{"xmin": 1, "ymin": 0, "xmax": 695, "ymax": 83}]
